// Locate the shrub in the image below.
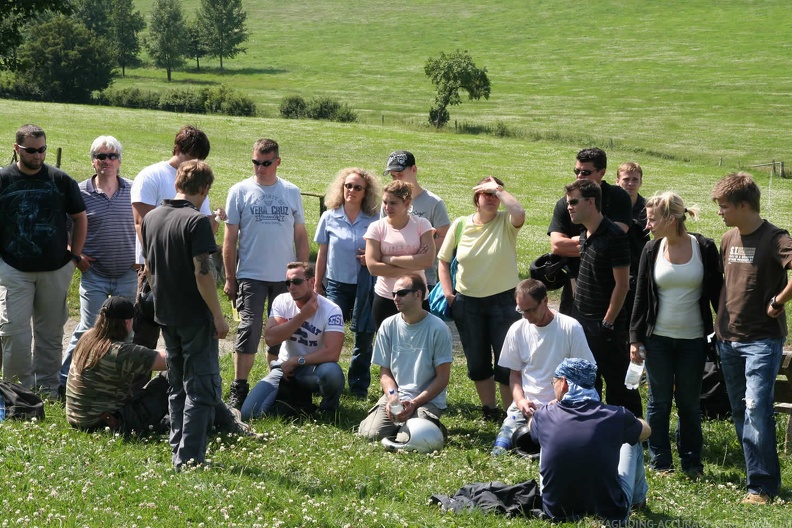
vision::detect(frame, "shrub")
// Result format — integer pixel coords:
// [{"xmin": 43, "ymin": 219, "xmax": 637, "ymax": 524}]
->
[
  {"xmin": 280, "ymin": 95, "xmax": 307, "ymax": 119},
  {"xmin": 159, "ymin": 88, "xmax": 206, "ymax": 114},
  {"xmin": 204, "ymin": 85, "xmax": 256, "ymax": 117},
  {"xmin": 101, "ymin": 87, "xmax": 161, "ymax": 109}
]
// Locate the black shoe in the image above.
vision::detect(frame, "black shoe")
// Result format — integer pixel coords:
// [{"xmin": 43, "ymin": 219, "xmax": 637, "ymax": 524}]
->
[
  {"xmin": 227, "ymin": 380, "xmax": 249, "ymax": 410},
  {"xmin": 482, "ymin": 405, "xmax": 505, "ymax": 422}
]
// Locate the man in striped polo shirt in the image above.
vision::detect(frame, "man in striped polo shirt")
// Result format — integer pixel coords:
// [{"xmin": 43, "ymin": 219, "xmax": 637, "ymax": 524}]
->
[
  {"xmin": 565, "ymin": 178, "xmax": 642, "ymax": 418},
  {"xmin": 59, "ymin": 136, "xmax": 138, "ymax": 397}
]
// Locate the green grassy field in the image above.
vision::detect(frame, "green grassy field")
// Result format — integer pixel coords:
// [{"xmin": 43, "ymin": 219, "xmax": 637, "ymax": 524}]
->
[{"xmin": 2, "ymin": 0, "xmax": 792, "ymax": 525}]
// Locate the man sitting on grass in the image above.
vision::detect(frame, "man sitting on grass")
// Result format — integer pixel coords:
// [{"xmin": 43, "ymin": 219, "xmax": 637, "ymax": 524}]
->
[
  {"xmin": 66, "ymin": 296, "xmax": 252, "ymax": 437},
  {"xmin": 529, "ymin": 358, "xmax": 650, "ymax": 523}
]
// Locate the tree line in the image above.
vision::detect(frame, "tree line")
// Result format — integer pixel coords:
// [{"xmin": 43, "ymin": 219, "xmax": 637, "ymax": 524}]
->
[{"xmin": 0, "ymin": 0, "xmax": 249, "ymax": 102}]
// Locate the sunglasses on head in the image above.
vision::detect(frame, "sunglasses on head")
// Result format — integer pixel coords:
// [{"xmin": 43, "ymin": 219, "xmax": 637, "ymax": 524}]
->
[
  {"xmin": 19, "ymin": 145, "xmax": 47, "ymax": 154},
  {"xmin": 93, "ymin": 153, "xmax": 119, "ymax": 161},
  {"xmin": 392, "ymin": 288, "xmax": 417, "ymax": 297},
  {"xmin": 285, "ymin": 278, "xmax": 306, "ymax": 287},
  {"xmin": 573, "ymin": 168, "xmax": 595, "ymax": 176},
  {"xmin": 344, "ymin": 183, "xmax": 365, "ymax": 192},
  {"xmin": 252, "ymin": 158, "xmax": 278, "ymax": 167}
]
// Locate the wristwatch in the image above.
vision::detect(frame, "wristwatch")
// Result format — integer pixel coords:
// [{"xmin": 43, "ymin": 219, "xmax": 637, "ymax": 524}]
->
[
  {"xmin": 297, "ymin": 356, "xmax": 306, "ymax": 366},
  {"xmin": 601, "ymin": 320, "xmax": 614, "ymax": 330},
  {"xmin": 770, "ymin": 296, "xmax": 785, "ymax": 310},
  {"xmin": 71, "ymin": 253, "xmax": 82, "ymax": 264}
]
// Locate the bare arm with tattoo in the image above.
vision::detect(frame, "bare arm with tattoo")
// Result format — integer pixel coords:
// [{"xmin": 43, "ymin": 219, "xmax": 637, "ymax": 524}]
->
[{"xmin": 194, "ymin": 252, "xmax": 229, "ymax": 339}]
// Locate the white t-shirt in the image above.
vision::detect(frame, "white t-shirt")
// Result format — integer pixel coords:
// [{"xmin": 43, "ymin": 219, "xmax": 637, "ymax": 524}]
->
[
  {"xmin": 131, "ymin": 161, "xmax": 212, "ymax": 264},
  {"xmin": 653, "ymin": 235, "xmax": 705, "ymax": 339},
  {"xmin": 498, "ymin": 311, "xmax": 595, "ymax": 405},
  {"xmin": 271, "ymin": 293, "xmax": 344, "ymax": 361},
  {"xmin": 364, "ymin": 216, "xmax": 434, "ymax": 298},
  {"xmin": 226, "ymin": 177, "xmax": 305, "ymax": 282},
  {"xmin": 373, "ymin": 312, "xmax": 453, "ymax": 408}
]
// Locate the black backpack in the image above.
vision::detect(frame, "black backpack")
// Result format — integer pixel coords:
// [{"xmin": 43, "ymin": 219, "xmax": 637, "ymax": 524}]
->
[
  {"xmin": 0, "ymin": 381, "xmax": 45, "ymax": 420},
  {"xmin": 700, "ymin": 341, "xmax": 731, "ymax": 419}
]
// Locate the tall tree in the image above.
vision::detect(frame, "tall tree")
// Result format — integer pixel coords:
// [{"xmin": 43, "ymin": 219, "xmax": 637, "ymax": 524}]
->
[
  {"xmin": 73, "ymin": 0, "xmax": 113, "ymax": 38},
  {"xmin": 145, "ymin": 0, "xmax": 188, "ymax": 81},
  {"xmin": 0, "ymin": 0, "xmax": 72, "ymax": 71},
  {"xmin": 197, "ymin": 0, "xmax": 248, "ymax": 70},
  {"xmin": 110, "ymin": 0, "xmax": 146, "ymax": 76},
  {"xmin": 16, "ymin": 15, "xmax": 114, "ymax": 103},
  {"xmin": 424, "ymin": 50, "xmax": 491, "ymax": 128},
  {"xmin": 185, "ymin": 17, "xmax": 208, "ymax": 71}
]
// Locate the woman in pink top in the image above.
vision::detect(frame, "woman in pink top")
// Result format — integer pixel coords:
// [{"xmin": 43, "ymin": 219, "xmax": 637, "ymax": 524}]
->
[{"xmin": 365, "ymin": 180, "xmax": 435, "ymax": 328}]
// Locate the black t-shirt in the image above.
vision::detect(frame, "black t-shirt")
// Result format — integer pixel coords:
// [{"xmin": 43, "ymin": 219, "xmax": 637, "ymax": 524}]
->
[
  {"xmin": 141, "ymin": 199, "xmax": 217, "ymax": 327},
  {"xmin": 0, "ymin": 163, "xmax": 85, "ymax": 271},
  {"xmin": 575, "ymin": 217, "xmax": 631, "ymax": 320},
  {"xmin": 627, "ymin": 195, "xmax": 649, "ymax": 277},
  {"xmin": 530, "ymin": 399, "xmax": 642, "ymax": 522}
]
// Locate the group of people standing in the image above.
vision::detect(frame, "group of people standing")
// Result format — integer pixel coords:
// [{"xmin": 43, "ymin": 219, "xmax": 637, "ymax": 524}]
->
[{"xmin": 0, "ymin": 125, "xmax": 789, "ymax": 515}]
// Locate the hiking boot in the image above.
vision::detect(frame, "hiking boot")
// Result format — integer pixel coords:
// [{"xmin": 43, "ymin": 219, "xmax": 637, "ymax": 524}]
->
[
  {"xmin": 227, "ymin": 407, "xmax": 264, "ymax": 440},
  {"xmin": 482, "ymin": 405, "xmax": 505, "ymax": 422},
  {"xmin": 227, "ymin": 379, "xmax": 249, "ymax": 410},
  {"xmin": 741, "ymin": 492, "xmax": 771, "ymax": 505}
]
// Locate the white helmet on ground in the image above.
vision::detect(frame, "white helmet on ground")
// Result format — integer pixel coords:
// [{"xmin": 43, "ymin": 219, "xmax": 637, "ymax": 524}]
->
[{"xmin": 381, "ymin": 418, "xmax": 445, "ymax": 453}]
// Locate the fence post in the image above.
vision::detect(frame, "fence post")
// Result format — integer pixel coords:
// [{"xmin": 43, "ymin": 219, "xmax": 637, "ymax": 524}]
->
[{"xmin": 56, "ymin": 147, "xmax": 62, "ymax": 168}]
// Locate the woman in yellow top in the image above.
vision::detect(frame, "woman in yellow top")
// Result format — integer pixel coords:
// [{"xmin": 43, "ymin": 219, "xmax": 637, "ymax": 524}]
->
[{"xmin": 437, "ymin": 176, "xmax": 525, "ymax": 421}]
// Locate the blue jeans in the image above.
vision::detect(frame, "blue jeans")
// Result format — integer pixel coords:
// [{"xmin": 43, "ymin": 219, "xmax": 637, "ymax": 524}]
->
[
  {"xmin": 618, "ymin": 441, "xmax": 649, "ymax": 520},
  {"xmin": 241, "ymin": 362, "xmax": 345, "ymax": 420},
  {"xmin": 326, "ymin": 279, "xmax": 374, "ymax": 395},
  {"xmin": 718, "ymin": 338, "xmax": 785, "ymax": 497},
  {"xmin": 162, "ymin": 324, "xmax": 222, "ymax": 468},
  {"xmin": 60, "ymin": 268, "xmax": 138, "ymax": 387},
  {"xmin": 644, "ymin": 334, "xmax": 706, "ymax": 472}
]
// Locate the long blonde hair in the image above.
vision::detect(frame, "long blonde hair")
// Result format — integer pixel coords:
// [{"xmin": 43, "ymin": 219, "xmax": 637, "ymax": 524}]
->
[{"xmin": 324, "ymin": 167, "xmax": 382, "ymax": 217}]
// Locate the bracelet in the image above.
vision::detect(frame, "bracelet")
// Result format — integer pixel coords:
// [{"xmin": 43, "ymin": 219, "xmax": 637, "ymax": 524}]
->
[
  {"xmin": 770, "ymin": 296, "xmax": 785, "ymax": 310},
  {"xmin": 601, "ymin": 320, "xmax": 614, "ymax": 330}
]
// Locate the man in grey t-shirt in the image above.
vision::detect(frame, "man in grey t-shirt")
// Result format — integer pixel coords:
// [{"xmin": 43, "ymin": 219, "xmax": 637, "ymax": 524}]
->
[{"xmin": 383, "ymin": 150, "xmax": 450, "ymax": 289}]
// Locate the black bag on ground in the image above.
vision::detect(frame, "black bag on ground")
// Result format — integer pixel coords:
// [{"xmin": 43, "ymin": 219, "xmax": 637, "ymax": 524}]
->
[
  {"xmin": 700, "ymin": 338, "xmax": 731, "ymax": 419},
  {"xmin": 0, "ymin": 380, "xmax": 45, "ymax": 420}
]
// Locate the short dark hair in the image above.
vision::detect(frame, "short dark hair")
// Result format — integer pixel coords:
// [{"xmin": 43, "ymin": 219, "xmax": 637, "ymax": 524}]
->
[
  {"xmin": 399, "ymin": 273, "xmax": 426, "ymax": 298},
  {"xmin": 576, "ymin": 148, "xmax": 607, "ymax": 171},
  {"xmin": 564, "ymin": 179, "xmax": 602, "ymax": 211},
  {"xmin": 711, "ymin": 172, "xmax": 761, "ymax": 213},
  {"xmin": 16, "ymin": 124, "xmax": 45, "ymax": 145},
  {"xmin": 287, "ymin": 261, "xmax": 315, "ymax": 279},
  {"xmin": 473, "ymin": 175, "xmax": 506, "ymax": 207},
  {"xmin": 254, "ymin": 138, "xmax": 279, "ymax": 157},
  {"xmin": 173, "ymin": 125, "xmax": 210, "ymax": 160},
  {"xmin": 515, "ymin": 278, "xmax": 547, "ymax": 303},
  {"xmin": 175, "ymin": 160, "xmax": 214, "ymax": 195}
]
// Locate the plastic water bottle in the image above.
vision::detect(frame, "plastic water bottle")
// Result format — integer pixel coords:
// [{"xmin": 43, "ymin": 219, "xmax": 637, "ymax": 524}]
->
[
  {"xmin": 491, "ymin": 415, "xmax": 519, "ymax": 456},
  {"xmin": 625, "ymin": 360, "xmax": 645, "ymax": 390},
  {"xmin": 0, "ymin": 398, "xmax": 5, "ymax": 421},
  {"xmin": 388, "ymin": 388, "xmax": 403, "ymax": 424}
]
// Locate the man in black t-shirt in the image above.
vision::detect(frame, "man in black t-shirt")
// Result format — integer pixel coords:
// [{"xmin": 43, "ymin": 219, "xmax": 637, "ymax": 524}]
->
[
  {"xmin": 547, "ymin": 148, "xmax": 631, "ymax": 314},
  {"xmin": 141, "ymin": 160, "xmax": 229, "ymax": 470},
  {"xmin": 0, "ymin": 124, "xmax": 87, "ymax": 397}
]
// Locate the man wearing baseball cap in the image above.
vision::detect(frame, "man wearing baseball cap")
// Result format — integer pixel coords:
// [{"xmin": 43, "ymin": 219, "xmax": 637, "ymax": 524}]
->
[{"xmin": 529, "ymin": 358, "xmax": 650, "ymax": 523}]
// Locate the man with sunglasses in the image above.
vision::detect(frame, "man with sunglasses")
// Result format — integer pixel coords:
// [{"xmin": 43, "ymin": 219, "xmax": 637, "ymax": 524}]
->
[
  {"xmin": 358, "ymin": 273, "xmax": 452, "ymax": 441},
  {"xmin": 0, "ymin": 124, "xmax": 86, "ymax": 397},
  {"xmin": 490, "ymin": 278, "xmax": 594, "ymax": 455},
  {"xmin": 383, "ymin": 150, "xmax": 450, "ymax": 292},
  {"xmin": 131, "ymin": 125, "xmax": 218, "ymax": 349},
  {"xmin": 224, "ymin": 138, "xmax": 310, "ymax": 410},
  {"xmin": 547, "ymin": 148, "xmax": 631, "ymax": 315},
  {"xmin": 240, "ymin": 262, "xmax": 344, "ymax": 419},
  {"xmin": 58, "ymin": 136, "xmax": 139, "ymax": 398}
]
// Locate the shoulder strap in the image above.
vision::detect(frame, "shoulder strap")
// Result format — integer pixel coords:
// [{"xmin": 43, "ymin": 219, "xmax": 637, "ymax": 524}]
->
[{"xmin": 453, "ymin": 216, "xmax": 466, "ymax": 249}]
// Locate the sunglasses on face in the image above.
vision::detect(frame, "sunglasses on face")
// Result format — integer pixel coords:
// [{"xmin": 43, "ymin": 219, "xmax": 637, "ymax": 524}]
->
[
  {"xmin": 285, "ymin": 278, "xmax": 306, "ymax": 287},
  {"xmin": 344, "ymin": 183, "xmax": 365, "ymax": 192},
  {"xmin": 19, "ymin": 145, "xmax": 47, "ymax": 154},
  {"xmin": 392, "ymin": 288, "xmax": 417, "ymax": 297},
  {"xmin": 566, "ymin": 198, "xmax": 590, "ymax": 206},
  {"xmin": 93, "ymin": 153, "xmax": 120, "ymax": 161},
  {"xmin": 252, "ymin": 158, "xmax": 278, "ymax": 167},
  {"xmin": 573, "ymin": 168, "xmax": 594, "ymax": 176}
]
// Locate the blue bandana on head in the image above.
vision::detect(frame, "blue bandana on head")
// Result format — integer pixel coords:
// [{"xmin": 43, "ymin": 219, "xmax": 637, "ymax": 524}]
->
[{"xmin": 555, "ymin": 358, "xmax": 600, "ymax": 403}]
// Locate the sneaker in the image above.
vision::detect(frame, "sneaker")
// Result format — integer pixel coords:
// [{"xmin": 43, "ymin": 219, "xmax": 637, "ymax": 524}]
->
[
  {"xmin": 482, "ymin": 405, "xmax": 505, "ymax": 423},
  {"xmin": 741, "ymin": 492, "xmax": 771, "ymax": 505},
  {"xmin": 227, "ymin": 379, "xmax": 249, "ymax": 410}
]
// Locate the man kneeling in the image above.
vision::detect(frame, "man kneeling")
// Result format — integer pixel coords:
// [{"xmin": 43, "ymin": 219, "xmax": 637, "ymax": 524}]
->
[
  {"xmin": 529, "ymin": 358, "xmax": 650, "ymax": 523},
  {"xmin": 241, "ymin": 262, "xmax": 345, "ymax": 419},
  {"xmin": 358, "ymin": 273, "xmax": 452, "ymax": 440},
  {"xmin": 66, "ymin": 297, "xmax": 249, "ymax": 436}
]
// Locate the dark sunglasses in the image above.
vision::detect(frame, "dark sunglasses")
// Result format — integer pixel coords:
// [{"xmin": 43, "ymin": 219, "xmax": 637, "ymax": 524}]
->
[
  {"xmin": 93, "ymin": 153, "xmax": 120, "ymax": 161},
  {"xmin": 285, "ymin": 278, "xmax": 306, "ymax": 287},
  {"xmin": 566, "ymin": 198, "xmax": 589, "ymax": 206},
  {"xmin": 19, "ymin": 145, "xmax": 47, "ymax": 154},
  {"xmin": 573, "ymin": 168, "xmax": 595, "ymax": 176},
  {"xmin": 392, "ymin": 288, "xmax": 418, "ymax": 297},
  {"xmin": 252, "ymin": 158, "xmax": 278, "ymax": 167},
  {"xmin": 344, "ymin": 183, "xmax": 365, "ymax": 192}
]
